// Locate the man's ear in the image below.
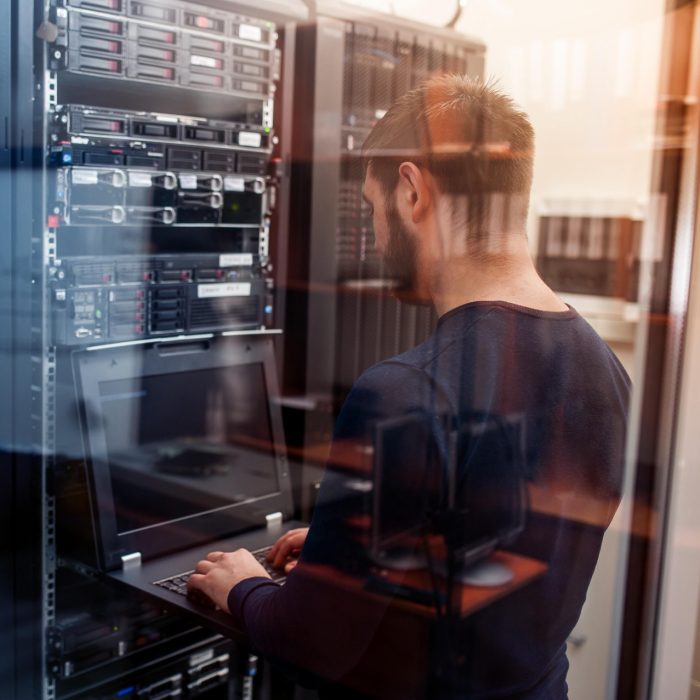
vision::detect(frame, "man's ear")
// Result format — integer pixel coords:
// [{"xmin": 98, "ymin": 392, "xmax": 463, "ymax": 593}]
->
[{"xmin": 398, "ymin": 162, "xmax": 432, "ymax": 223}]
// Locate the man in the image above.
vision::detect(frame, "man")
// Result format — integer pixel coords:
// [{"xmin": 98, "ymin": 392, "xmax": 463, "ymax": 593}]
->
[{"xmin": 188, "ymin": 76, "xmax": 630, "ymax": 698}]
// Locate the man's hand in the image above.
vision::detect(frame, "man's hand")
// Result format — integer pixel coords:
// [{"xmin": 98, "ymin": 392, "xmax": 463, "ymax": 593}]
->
[
  {"xmin": 267, "ymin": 527, "xmax": 309, "ymax": 572},
  {"xmin": 187, "ymin": 550, "xmax": 270, "ymax": 612}
]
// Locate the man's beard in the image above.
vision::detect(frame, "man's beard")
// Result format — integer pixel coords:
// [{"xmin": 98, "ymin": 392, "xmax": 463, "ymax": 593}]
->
[{"xmin": 382, "ymin": 201, "xmax": 419, "ymax": 299}]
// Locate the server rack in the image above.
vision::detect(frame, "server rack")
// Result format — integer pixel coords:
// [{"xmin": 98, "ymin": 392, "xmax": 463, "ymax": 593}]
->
[
  {"xmin": 283, "ymin": 1, "xmax": 485, "ymax": 482},
  {"xmin": 2, "ymin": 2, "xmax": 489, "ymax": 696},
  {"xmin": 4, "ymin": 0, "xmax": 307, "ymax": 698}
]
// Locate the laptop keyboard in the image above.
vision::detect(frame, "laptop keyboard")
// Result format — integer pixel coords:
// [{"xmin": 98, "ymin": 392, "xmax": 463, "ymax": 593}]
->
[{"xmin": 153, "ymin": 546, "xmax": 287, "ymax": 601}]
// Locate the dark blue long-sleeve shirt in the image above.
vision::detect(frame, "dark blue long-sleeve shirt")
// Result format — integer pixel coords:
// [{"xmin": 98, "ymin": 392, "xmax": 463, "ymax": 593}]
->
[{"xmin": 228, "ymin": 301, "xmax": 630, "ymax": 699}]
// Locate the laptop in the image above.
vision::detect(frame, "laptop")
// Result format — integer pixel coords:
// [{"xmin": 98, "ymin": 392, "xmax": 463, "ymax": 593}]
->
[{"xmin": 72, "ymin": 335, "xmax": 305, "ymax": 635}]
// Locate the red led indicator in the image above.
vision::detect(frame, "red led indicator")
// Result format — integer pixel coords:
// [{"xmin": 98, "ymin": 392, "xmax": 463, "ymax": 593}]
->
[
  {"xmin": 109, "ymin": 42, "xmax": 119, "ymax": 52},
  {"xmin": 195, "ymin": 16, "xmax": 213, "ymax": 29},
  {"xmin": 47, "ymin": 215, "xmax": 60, "ymax": 228},
  {"xmin": 103, "ymin": 274, "xmax": 112, "ymax": 283},
  {"xmin": 136, "ymin": 290, "xmax": 145, "ymax": 299},
  {"xmin": 216, "ymin": 270, "xmax": 224, "ymax": 278},
  {"xmin": 110, "ymin": 148, "xmax": 124, "ymax": 154},
  {"xmin": 109, "ymin": 61, "xmax": 119, "ymax": 71},
  {"xmin": 134, "ymin": 325, "xmax": 144, "ymax": 333},
  {"xmin": 181, "ymin": 271, "xmax": 190, "ymax": 280},
  {"xmin": 110, "ymin": 23, "xmax": 120, "ymax": 33},
  {"xmin": 165, "ymin": 33, "xmax": 175, "ymax": 44}
]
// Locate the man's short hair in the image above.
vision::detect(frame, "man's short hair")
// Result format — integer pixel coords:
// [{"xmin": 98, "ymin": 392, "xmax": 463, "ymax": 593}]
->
[{"xmin": 362, "ymin": 75, "xmax": 535, "ymax": 236}]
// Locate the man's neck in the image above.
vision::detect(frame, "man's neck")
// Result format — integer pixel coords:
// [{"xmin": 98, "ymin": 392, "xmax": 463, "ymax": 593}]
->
[{"xmin": 428, "ymin": 236, "xmax": 568, "ymax": 318}]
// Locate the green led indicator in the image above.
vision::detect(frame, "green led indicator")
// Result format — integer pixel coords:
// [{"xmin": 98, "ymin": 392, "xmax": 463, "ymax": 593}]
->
[
  {"xmin": 95, "ymin": 309, "xmax": 103, "ymax": 319},
  {"xmin": 264, "ymin": 127, "xmax": 271, "ymax": 133}
]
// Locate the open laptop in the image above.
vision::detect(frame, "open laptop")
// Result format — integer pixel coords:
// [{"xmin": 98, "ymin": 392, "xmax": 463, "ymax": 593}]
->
[{"xmin": 73, "ymin": 335, "xmax": 304, "ymax": 635}]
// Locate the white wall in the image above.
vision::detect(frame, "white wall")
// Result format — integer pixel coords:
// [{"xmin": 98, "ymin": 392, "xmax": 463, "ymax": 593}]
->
[{"xmin": 456, "ymin": 0, "xmax": 666, "ymax": 242}]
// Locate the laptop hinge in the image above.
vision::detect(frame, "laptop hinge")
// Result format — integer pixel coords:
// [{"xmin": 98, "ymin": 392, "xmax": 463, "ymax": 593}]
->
[
  {"xmin": 121, "ymin": 552, "xmax": 142, "ymax": 570},
  {"xmin": 265, "ymin": 512, "xmax": 283, "ymax": 529}
]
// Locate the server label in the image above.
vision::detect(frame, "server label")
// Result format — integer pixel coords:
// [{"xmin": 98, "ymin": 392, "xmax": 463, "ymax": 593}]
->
[
  {"xmin": 224, "ymin": 176, "xmax": 245, "ymax": 192},
  {"xmin": 71, "ymin": 169, "xmax": 99, "ymax": 185},
  {"xmin": 129, "ymin": 172, "xmax": 153, "ymax": 188},
  {"xmin": 198, "ymin": 283, "xmax": 251, "ymax": 298},
  {"xmin": 239, "ymin": 24, "xmax": 262, "ymax": 42},
  {"xmin": 238, "ymin": 132, "xmax": 262, "ymax": 148},
  {"xmin": 180, "ymin": 174, "xmax": 198, "ymax": 190},
  {"xmin": 220, "ymin": 253, "xmax": 253, "ymax": 267},
  {"xmin": 191, "ymin": 54, "xmax": 219, "ymax": 69}
]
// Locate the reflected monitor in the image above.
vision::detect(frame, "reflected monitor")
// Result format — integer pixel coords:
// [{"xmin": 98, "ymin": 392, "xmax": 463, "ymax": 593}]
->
[
  {"xmin": 444, "ymin": 414, "xmax": 528, "ymax": 586},
  {"xmin": 370, "ymin": 413, "xmax": 436, "ymax": 571}
]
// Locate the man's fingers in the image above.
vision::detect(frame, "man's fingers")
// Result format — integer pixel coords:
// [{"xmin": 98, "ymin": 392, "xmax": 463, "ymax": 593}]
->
[
  {"xmin": 195, "ymin": 559, "xmax": 215, "ymax": 574},
  {"xmin": 268, "ymin": 528, "xmax": 308, "ymax": 559},
  {"xmin": 187, "ymin": 573, "xmax": 206, "ymax": 590},
  {"xmin": 271, "ymin": 539, "xmax": 295, "ymax": 567},
  {"xmin": 268, "ymin": 530, "xmax": 296, "ymax": 559},
  {"xmin": 206, "ymin": 551, "xmax": 225, "ymax": 562},
  {"xmin": 272, "ymin": 537, "xmax": 303, "ymax": 568},
  {"xmin": 284, "ymin": 559, "xmax": 298, "ymax": 574},
  {"xmin": 267, "ymin": 528, "xmax": 309, "ymax": 567}
]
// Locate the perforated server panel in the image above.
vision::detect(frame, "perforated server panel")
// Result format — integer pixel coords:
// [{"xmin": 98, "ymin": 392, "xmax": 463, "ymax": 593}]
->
[
  {"xmin": 286, "ymin": 5, "xmax": 485, "ymax": 409},
  {"xmin": 44, "ymin": 0, "xmax": 296, "ymax": 346}
]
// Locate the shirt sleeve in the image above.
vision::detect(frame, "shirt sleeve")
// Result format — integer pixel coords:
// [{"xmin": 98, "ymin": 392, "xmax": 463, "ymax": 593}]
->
[{"xmin": 225, "ymin": 360, "xmax": 446, "ymax": 681}]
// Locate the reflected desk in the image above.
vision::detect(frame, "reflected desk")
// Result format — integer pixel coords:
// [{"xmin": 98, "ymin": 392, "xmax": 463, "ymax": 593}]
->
[
  {"xmin": 293, "ymin": 439, "xmax": 624, "ymax": 532},
  {"xmin": 106, "ymin": 440, "xmax": 280, "ymax": 530},
  {"xmin": 280, "ymin": 551, "xmax": 546, "ymax": 699},
  {"xmin": 281, "ymin": 439, "xmax": 548, "ymax": 697}
]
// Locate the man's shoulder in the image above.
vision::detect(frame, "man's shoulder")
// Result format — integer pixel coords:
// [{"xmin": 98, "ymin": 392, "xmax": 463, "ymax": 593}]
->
[
  {"xmin": 332, "ymin": 359, "xmax": 440, "ymax": 440},
  {"xmin": 351, "ymin": 357, "xmax": 432, "ymax": 395}
]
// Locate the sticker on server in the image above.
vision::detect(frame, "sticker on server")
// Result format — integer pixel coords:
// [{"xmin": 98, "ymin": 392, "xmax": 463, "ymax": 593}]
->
[
  {"xmin": 198, "ymin": 283, "xmax": 251, "ymax": 298},
  {"xmin": 238, "ymin": 24, "xmax": 262, "ymax": 42},
  {"xmin": 189, "ymin": 648, "xmax": 215, "ymax": 667},
  {"xmin": 220, "ymin": 253, "xmax": 253, "ymax": 267},
  {"xmin": 191, "ymin": 54, "xmax": 221, "ymax": 69},
  {"xmin": 129, "ymin": 172, "xmax": 153, "ymax": 188},
  {"xmin": 71, "ymin": 169, "xmax": 99, "ymax": 185},
  {"xmin": 223, "ymin": 176, "xmax": 245, "ymax": 192},
  {"xmin": 180, "ymin": 174, "xmax": 198, "ymax": 190},
  {"xmin": 238, "ymin": 132, "xmax": 262, "ymax": 148}
]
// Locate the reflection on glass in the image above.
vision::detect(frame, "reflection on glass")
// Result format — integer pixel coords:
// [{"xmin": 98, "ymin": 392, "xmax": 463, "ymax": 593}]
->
[{"xmin": 98, "ymin": 364, "xmax": 279, "ymax": 534}]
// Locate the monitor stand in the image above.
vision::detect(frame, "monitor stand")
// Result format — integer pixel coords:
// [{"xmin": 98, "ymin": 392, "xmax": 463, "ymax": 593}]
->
[
  {"xmin": 452, "ymin": 558, "xmax": 513, "ymax": 587},
  {"xmin": 371, "ymin": 546, "xmax": 427, "ymax": 571}
]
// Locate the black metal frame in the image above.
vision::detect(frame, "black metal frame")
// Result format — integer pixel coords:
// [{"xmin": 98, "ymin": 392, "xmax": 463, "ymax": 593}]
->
[
  {"xmin": 2, "ymin": 0, "xmax": 46, "ymax": 698},
  {"xmin": 286, "ymin": 5, "xmax": 486, "ymax": 402},
  {"xmin": 0, "ymin": 0, "xmax": 18, "ymax": 692}
]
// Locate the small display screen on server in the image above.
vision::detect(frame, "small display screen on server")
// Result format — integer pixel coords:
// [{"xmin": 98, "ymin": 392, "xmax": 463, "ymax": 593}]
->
[{"xmin": 97, "ymin": 362, "xmax": 280, "ymax": 534}]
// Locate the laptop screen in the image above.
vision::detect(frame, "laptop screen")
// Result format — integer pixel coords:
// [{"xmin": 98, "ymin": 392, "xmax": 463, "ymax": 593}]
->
[
  {"xmin": 75, "ymin": 337, "xmax": 292, "ymax": 569},
  {"xmin": 98, "ymin": 362, "xmax": 279, "ymax": 536}
]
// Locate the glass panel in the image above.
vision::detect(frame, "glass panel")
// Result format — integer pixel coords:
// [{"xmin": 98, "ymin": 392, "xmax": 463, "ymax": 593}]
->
[{"xmin": 3, "ymin": 0, "xmax": 699, "ymax": 698}]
